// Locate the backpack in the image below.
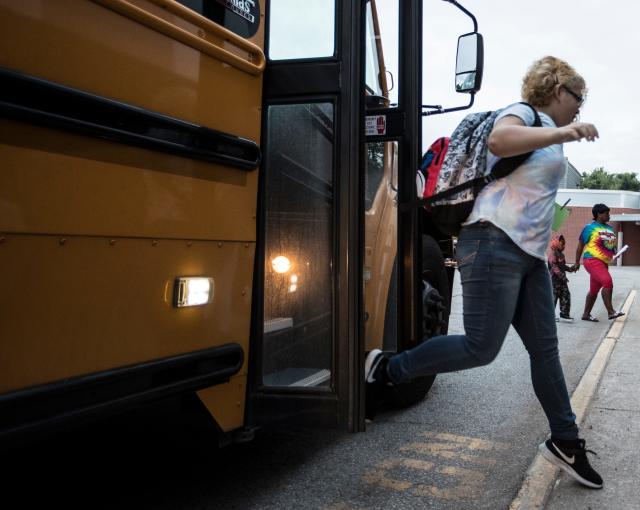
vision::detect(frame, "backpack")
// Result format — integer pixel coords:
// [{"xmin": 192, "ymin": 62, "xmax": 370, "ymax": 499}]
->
[{"xmin": 409, "ymin": 102, "xmax": 542, "ymax": 236}]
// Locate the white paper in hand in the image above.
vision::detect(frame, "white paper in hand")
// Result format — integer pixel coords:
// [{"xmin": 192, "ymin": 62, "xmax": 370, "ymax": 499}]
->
[{"xmin": 613, "ymin": 245, "xmax": 629, "ymax": 260}]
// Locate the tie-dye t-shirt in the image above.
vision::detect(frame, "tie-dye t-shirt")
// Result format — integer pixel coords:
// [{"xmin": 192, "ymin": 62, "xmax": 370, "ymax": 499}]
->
[
  {"xmin": 580, "ymin": 222, "xmax": 616, "ymax": 263},
  {"xmin": 463, "ymin": 103, "xmax": 565, "ymax": 260}
]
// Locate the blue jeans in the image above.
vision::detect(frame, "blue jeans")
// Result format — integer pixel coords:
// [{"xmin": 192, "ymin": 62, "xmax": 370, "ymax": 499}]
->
[{"xmin": 388, "ymin": 222, "xmax": 578, "ymax": 440}]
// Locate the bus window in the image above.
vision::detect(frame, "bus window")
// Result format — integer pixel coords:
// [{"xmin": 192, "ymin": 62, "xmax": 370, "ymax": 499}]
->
[
  {"xmin": 268, "ymin": 0, "xmax": 335, "ymax": 60},
  {"xmin": 365, "ymin": 8, "xmax": 383, "ymax": 98},
  {"xmin": 365, "ymin": 142, "xmax": 385, "ymax": 211},
  {"xmin": 262, "ymin": 102, "xmax": 334, "ymax": 388},
  {"xmin": 365, "ymin": 0, "xmax": 399, "ymax": 108},
  {"xmin": 364, "ymin": 141, "xmax": 398, "ymax": 354}
]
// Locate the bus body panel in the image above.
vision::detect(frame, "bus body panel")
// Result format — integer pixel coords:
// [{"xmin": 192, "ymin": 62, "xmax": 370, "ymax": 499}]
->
[
  {"xmin": 196, "ymin": 375, "xmax": 247, "ymax": 433},
  {"xmin": 0, "ymin": 0, "xmax": 263, "ymax": 139},
  {"xmin": 0, "ymin": 0, "xmax": 265, "ymax": 433},
  {"xmin": 0, "ymin": 121, "xmax": 258, "ymax": 241},
  {"xmin": 0, "ymin": 233, "xmax": 253, "ymax": 394}
]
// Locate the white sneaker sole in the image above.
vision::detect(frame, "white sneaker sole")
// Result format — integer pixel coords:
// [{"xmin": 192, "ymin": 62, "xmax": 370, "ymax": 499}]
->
[
  {"xmin": 364, "ymin": 349, "xmax": 383, "ymax": 383},
  {"xmin": 538, "ymin": 442, "xmax": 602, "ymax": 489}
]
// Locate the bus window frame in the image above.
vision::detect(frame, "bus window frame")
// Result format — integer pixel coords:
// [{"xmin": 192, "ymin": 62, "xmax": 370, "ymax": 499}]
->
[
  {"xmin": 265, "ymin": 0, "xmax": 339, "ymax": 63},
  {"xmin": 256, "ymin": 95, "xmax": 339, "ymax": 395}
]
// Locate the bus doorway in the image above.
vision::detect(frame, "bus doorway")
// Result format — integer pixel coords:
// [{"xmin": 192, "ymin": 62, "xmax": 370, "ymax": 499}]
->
[
  {"xmin": 248, "ymin": 0, "xmax": 364, "ymax": 430},
  {"xmin": 248, "ymin": 0, "xmax": 429, "ymax": 432}
]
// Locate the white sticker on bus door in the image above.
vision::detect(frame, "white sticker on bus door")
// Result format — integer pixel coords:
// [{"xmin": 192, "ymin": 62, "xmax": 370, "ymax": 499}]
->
[{"xmin": 365, "ymin": 115, "xmax": 386, "ymax": 136}]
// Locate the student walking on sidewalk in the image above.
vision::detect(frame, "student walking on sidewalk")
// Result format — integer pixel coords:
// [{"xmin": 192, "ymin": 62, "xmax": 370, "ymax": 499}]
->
[
  {"xmin": 365, "ymin": 56, "xmax": 603, "ymax": 488},
  {"xmin": 574, "ymin": 203, "xmax": 625, "ymax": 322},
  {"xmin": 548, "ymin": 234, "xmax": 576, "ymax": 322}
]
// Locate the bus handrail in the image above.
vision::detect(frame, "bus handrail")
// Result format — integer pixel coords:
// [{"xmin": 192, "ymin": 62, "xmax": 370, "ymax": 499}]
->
[{"xmin": 91, "ymin": 0, "xmax": 266, "ymax": 76}]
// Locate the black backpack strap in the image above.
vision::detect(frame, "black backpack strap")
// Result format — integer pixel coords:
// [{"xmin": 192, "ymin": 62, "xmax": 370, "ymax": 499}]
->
[
  {"xmin": 398, "ymin": 175, "xmax": 489, "ymax": 212},
  {"xmin": 490, "ymin": 102, "xmax": 541, "ymax": 179},
  {"xmin": 519, "ymin": 101, "xmax": 542, "ymax": 128},
  {"xmin": 400, "ymin": 103, "xmax": 542, "ymax": 212}
]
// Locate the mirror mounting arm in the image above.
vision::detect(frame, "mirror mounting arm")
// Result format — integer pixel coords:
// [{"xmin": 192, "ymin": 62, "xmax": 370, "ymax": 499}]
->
[
  {"xmin": 442, "ymin": 0, "xmax": 478, "ymax": 32},
  {"xmin": 421, "ymin": 93, "xmax": 475, "ymax": 116}
]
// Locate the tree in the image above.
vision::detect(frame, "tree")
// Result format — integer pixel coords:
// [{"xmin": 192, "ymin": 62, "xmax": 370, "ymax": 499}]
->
[
  {"xmin": 579, "ymin": 167, "xmax": 612, "ymax": 189},
  {"xmin": 579, "ymin": 167, "xmax": 640, "ymax": 191},
  {"xmin": 613, "ymin": 172, "xmax": 640, "ymax": 191}
]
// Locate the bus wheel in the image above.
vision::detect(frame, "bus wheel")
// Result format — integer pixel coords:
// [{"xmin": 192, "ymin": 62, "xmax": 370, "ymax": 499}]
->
[{"xmin": 387, "ymin": 235, "xmax": 450, "ymax": 408}]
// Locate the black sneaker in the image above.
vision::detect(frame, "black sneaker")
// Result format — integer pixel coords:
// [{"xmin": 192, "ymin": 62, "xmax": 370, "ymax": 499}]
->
[
  {"xmin": 539, "ymin": 438, "xmax": 603, "ymax": 489},
  {"xmin": 559, "ymin": 314, "xmax": 574, "ymax": 323},
  {"xmin": 364, "ymin": 349, "xmax": 391, "ymax": 420}
]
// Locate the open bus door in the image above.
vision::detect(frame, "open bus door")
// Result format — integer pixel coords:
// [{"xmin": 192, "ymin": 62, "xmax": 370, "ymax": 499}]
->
[
  {"xmin": 248, "ymin": 0, "xmax": 364, "ymax": 431},
  {"xmin": 247, "ymin": 0, "xmax": 425, "ymax": 432}
]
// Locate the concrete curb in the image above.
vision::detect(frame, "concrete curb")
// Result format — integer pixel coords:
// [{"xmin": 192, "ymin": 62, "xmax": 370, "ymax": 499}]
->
[{"xmin": 508, "ymin": 290, "xmax": 637, "ymax": 510}]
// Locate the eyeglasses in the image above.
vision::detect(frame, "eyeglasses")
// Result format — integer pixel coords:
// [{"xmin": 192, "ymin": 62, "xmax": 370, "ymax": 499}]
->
[{"xmin": 561, "ymin": 85, "xmax": 584, "ymax": 106}]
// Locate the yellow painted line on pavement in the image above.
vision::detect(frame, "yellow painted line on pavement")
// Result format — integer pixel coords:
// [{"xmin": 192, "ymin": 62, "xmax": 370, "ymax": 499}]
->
[
  {"xmin": 420, "ymin": 431, "xmax": 501, "ymax": 450},
  {"xmin": 415, "ymin": 464, "xmax": 485, "ymax": 501},
  {"xmin": 362, "ymin": 433, "xmax": 507, "ymax": 502},
  {"xmin": 363, "ymin": 468, "xmax": 414, "ymax": 491},
  {"xmin": 401, "ymin": 442, "xmax": 498, "ymax": 465},
  {"xmin": 364, "ymin": 457, "xmax": 487, "ymax": 501},
  {"xmin": 324, "ymin": 504, "xmax": 367, "ymax": 510},
  {"xmin": 508, "ymin": 289, "xmax": 636, "ymax": 510},
  {"xmin": 379, "ymin": 457, "xmax": 435, "ymax": 471}
]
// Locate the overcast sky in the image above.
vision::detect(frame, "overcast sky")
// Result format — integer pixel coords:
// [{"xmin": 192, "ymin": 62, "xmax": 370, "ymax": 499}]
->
[
  {"xmin": 379, "ymin": 0, "xmax": 640, "ymax": 175},
  {"xmin": 418, "ymin": 0, "xmax": 640, "ymax": 172},
  {"xmin": 270, "ymin": 0, "xmax": 638, "ymax": 174}
]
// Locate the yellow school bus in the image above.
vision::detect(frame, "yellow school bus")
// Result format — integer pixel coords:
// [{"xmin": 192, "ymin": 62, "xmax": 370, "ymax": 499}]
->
[{"xmin": 0, "ymin": 0, "xmax": 482, "ymax": 444}]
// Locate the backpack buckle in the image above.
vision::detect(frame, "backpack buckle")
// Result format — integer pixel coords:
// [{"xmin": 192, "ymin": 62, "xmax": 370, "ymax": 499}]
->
[{"xmin": 483, "ymin": 174, "xmax": 495, "ymax": 184}]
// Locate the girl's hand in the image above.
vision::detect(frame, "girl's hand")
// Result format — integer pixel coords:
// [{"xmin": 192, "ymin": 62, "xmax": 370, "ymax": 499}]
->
[{"xmin": 556, "ymin": 122, "xmax": 599, "ymax": 143}]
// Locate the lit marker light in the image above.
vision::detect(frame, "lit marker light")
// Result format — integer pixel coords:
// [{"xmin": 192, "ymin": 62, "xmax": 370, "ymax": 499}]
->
[
  {"xmin": 271, "ymin": 256, "xmax": 291, "ymax": 274},
  {"xmin": 174, "ymin": 277, "xmax": 214, "ymax": 307}
]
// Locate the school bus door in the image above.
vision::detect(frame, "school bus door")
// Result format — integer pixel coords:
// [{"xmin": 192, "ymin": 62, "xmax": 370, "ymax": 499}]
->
[{"xmin": 248, "ymin": 0, "xmax": 423, "ymax": 432}]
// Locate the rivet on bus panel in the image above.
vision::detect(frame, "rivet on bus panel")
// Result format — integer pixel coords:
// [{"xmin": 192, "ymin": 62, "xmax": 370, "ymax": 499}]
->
[
  {"xmin": 218, "ymin": 242, "xmax": 223, "ymax": 248},
  {"xmin": 152, "ymin": 240, "xmax": 158, "ymax": 246},
  {"xmin": 187, "ymin": 241, "xmax": 192, "ymax": 247},
  {"xmin": 59, "ymin": 238, "xmax": 66, "ymax": 245},
  {"xmin": 109, "ymin": 239, "xmax": 116, "ymax": 246},
  {"xmin": 0, "ymin": 236, "xmax": 5, "ymax": 244}
]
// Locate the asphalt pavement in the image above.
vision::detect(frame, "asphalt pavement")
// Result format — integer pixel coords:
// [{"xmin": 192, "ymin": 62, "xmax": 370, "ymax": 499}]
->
[
  {"xmin": 544, "ymin": 281, "xmax": 640, "ymax": 509},
  {"xmin": 4, "ymin": 267, "xmax": 638, "ymax": 510}
]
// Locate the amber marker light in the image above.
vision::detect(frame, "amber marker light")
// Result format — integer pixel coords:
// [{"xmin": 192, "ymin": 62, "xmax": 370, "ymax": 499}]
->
[
  {"xmin": 174, "ymin": 277, "xmax": 214, "ymax": 307},
  {"xmin": 271, "ymin": 256, "xmax": 291, "ymax": 274}
]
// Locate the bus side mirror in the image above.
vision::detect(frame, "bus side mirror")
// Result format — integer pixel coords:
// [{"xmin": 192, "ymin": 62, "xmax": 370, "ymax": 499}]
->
[
  {"xmin": 455, "ymin": 32, "xmax": 483, "ymax": 94},
  {"xmin": 422, "ymin": 0, "xmax": 484, "ymax": 116}
]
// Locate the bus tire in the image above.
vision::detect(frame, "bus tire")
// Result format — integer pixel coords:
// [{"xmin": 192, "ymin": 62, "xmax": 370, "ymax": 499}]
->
[{"xmin": 386, "ymin": 235, "xmax": 450, "ymax": 409}]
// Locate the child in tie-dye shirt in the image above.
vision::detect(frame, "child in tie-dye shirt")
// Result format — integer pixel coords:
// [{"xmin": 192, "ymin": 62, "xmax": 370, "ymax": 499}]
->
[{"xmin": 575, "ymin": 203, "xmax": 624, "ymax": 321}]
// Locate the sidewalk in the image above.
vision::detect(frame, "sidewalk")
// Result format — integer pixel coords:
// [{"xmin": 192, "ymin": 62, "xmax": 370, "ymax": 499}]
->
[{"xmin": 544, "ymin": 290, "xmax": 640, "ymax": 509}]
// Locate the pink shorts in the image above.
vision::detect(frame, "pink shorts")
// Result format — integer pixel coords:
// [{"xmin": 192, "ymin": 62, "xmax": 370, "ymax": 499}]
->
[{"xmin": 583, "ymin": 257, "xmax": 613, "ymax": 294}]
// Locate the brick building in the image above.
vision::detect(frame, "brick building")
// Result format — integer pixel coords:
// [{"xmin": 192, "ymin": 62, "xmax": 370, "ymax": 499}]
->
[{"xmin": 554, "ymin": 189, "xmax": 640, "ymax": 266}]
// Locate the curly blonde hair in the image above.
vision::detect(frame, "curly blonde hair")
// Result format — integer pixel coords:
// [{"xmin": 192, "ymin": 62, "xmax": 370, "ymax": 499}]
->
[{"xmin": 521, "ymin": 56, "xmax": 586, "ymax": 107}]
